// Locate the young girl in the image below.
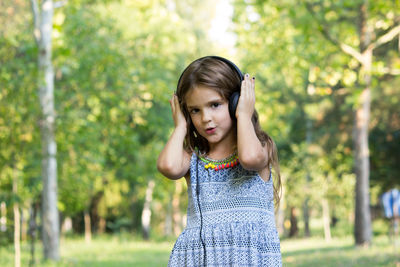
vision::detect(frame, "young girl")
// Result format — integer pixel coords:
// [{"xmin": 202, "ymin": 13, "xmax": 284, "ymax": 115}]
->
[{"xmin": 157, "ymin": 56, "xmax": 282, "ymax": 266}]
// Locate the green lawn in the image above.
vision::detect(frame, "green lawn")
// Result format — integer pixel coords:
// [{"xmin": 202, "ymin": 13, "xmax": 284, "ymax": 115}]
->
[
  {"xmin": 281, "ymin": 236, "xmax": 399, "ymax": 267},
  {"xmin": 0, "ymin": 234, "xmax": 398, "ymax": 266}
]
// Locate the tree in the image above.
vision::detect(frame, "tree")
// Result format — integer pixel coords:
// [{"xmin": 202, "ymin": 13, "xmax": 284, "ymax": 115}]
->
[
  {"xmin": 232, "ymin": 0, "xmax": 399, "ymax": 245},
  {"xmin": 30, "ymin": 0, "xmax": 60, "ymax": 260},
  {"xmin": 303, "ymin": 0, "xmax": 400, "ymax": 247}
]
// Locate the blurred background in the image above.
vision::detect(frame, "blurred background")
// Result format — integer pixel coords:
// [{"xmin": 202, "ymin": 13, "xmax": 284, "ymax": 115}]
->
[{"xmin": 1, "ymin": 0, "xmax": 399, "ymax": 266}]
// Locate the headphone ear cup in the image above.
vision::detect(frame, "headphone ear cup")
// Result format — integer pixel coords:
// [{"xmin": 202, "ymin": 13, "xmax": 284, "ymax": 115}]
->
[{"xmin": 229, "ymin": 91, "xmax": 240, "ymax": 120}]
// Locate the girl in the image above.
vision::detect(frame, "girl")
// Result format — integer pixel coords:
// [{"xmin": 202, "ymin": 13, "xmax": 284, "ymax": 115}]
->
[{"xmin": 157, "ymin": 56, "xmax": 282, "ymax": 266}]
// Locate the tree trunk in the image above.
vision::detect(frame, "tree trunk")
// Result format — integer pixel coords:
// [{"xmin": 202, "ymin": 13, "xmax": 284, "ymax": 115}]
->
[
  {"xmin": 164, "ymin": 199, "xmax": 173, "ymax": 236},
  {"xmin": 20, "ymin": 210, "xmax": 25, "ymax": 242},
  {"xmin": 289, "ymin": 207, "xmax": 299, "ymax": 237},
  {"xmin": 29, "ymin": 202, "xmax": 38, "ymax": 267},
  {"xmin": 13, "ymin": 168, "xmax": 21, "ymax": 267},
  {"xmin": 1, "ymin": 201, "xmax": 6, "ymax": 232},
  {"xmin": 21, "ymin": 208, "xmax": 29, "ymax": 242},
  {"xmin": 32, "ymin": 0, "xmax": 60, "ymax": 259},
  {"xmin": 31, "ymin": 0, "xmax": 59, "ymax": 259},
  {"xmin": 322, "ymin": 198, "xmax": 331, "ymax": 242},
  {"xmin": 276, "ymin": 181, "xmax": 285, "ymax": 236},
  {"xmin": 302, "ymin": 199, "xmax": 310, "ymax": 237},
  {"xmin": 303, "ymin": 118, "xmax": 312, "ymax": 237},
  {"xmin": 14, "ymin": 204, "xmax": 21, "ymax": 267},
  {"xmin": 353, "ymin": 86, "xmax": 372, "ymax": 246},
  {"xmin": 61, "ymin": 216, "xmax": 73, "ymax": 234},
  {"xmin": 354, "ymin": 0, "xmax": 372, "ymax": 246},
  {"xmin": 89, "ymin": 191, "xmax": 104, "ymax": 234},
  {"xmin": 98, "ymin": 217, "xmax": 106, "ymax": 234},
  {"xmin": 141, "ymin": 180, "xmax": 155, "ymax": 240},
  {"xmin": 84, "ymin": 210, "xmax": 91, "ymax": 243}
]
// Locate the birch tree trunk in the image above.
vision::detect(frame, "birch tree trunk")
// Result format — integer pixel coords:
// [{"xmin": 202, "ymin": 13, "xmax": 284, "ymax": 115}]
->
[
  {"xmin": 0, "ymin": 202, "xmax": 6, "ymax": 232},
  {"xmin": 14, "ymin": 204, "xmax": 21, "ymax": 267},
  {"xmin": 31, "ymin": 0, "xmax": 60, "ymax": 260},
  {"xmin": 141, "ymin": 180, "xmax": 155, "ymax": 240},
  {"xmin": 322, "ymin": 198, "xmax": 331, "ymax": 242}
]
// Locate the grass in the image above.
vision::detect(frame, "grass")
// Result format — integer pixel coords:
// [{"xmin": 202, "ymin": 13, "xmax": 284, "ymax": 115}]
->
[
  {"xmin": 281, "ymin": 235, "xmax": 399, "ymax": 267},
  {"xmin": 0, "ymin": 234, "xmax": 399, "ymax": 266},
  {"xmin": 0, "ymin": 234, "xmax": 172, "ymax": 267}
]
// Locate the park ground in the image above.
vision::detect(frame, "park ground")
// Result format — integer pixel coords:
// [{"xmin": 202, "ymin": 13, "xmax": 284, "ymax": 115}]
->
[{"xmin": 0, "ymin": 233, "xmax": 398, "ymax": 267}]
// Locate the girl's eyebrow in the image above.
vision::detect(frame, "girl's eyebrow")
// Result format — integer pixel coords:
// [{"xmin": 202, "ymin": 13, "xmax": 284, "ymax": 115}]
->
[{"xmin": 187, "ymin": 97, "xmax": 224, "ymax": 109}]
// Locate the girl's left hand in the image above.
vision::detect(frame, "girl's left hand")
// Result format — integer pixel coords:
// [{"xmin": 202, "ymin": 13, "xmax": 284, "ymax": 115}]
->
[{"xmin": 235, "ymin": 74, "xmax": 255, "ymax": 119}]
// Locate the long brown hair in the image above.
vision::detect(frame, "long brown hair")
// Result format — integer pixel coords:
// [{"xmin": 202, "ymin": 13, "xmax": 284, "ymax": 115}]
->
[{"xmin": 176, "ymin": 56, "xmax": 281, "ymax": 206}]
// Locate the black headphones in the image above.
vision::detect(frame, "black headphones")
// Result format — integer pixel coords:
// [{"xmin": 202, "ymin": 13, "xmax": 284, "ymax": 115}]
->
[{"xmin": 177, "ymin": 56, "xmax": 244, "ymax": 120}]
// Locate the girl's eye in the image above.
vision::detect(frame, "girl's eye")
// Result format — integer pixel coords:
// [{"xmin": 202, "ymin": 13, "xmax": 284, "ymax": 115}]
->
[
  {"xmin": 190, "ymin": 109, "xmax": 199, "ymax": 114},
  {"xmin": 211, "ymin": 103, "xmax": 220, "ymax": 108}
]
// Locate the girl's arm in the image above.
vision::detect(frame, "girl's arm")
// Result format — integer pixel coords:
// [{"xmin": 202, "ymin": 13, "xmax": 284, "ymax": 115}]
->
[
  {"xmin": 236, "ymin": 74, "xmax": 269, "ymax": 171},
  {"xmin": 157, "ymin": 95, "xmax": 191, "ymax": 180}
]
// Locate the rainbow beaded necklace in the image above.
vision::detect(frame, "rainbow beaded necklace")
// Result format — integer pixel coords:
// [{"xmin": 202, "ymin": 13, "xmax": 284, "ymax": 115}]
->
[{"xmin": 199, "ymin": 152, "xmax": 239, "ymax": 171}]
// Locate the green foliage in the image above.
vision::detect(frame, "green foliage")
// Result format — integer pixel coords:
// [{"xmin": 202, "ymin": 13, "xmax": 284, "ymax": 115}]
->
[
  {"xmin": 232, "ymin": 0, "xmax": 399, "ymax": 238},
  {"xmin": 0, "ymin": 1, "xmax": 41, "ymax": 203},
  {"xmin": 1, "ymin": 0, "xmax": 219, "ymax": 242},
  {"xmin": 1, "ymin": 0, "xmax": 399, "ymax": 249}
]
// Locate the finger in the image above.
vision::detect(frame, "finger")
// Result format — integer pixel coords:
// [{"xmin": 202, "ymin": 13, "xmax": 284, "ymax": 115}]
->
[
  {"xmin": 245, "ymin": 73, "xmax": 250, "ymax": 86},
  {"xmin": 241, "ymin": 80, "xmax": 246, "ymax": 95},
  {"xmin": 244, "ymin": 74, "xmax": 251, "ymax": 97},
  {"xmin": 251, "ymin": 77, "xmax": 255, "ymax": 97},
  {"xmin": 244, "ymin": 73, "xmax": 250, "ymax": 85}
]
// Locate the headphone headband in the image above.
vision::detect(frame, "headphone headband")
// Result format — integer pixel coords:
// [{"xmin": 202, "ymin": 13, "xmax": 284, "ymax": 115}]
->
[
  {"xmin": 207, "ymin": 56, "xmax": 244, "ymax": 81},
  {"xmin": 176, "ymin": 56, "xmax": 244, "ymax": 91}
]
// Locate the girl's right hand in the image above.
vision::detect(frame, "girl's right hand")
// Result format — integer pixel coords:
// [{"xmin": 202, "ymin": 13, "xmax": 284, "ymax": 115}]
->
[{"xmin": 170, "ymin": 94, "xmax": 187, "ymax": 132}]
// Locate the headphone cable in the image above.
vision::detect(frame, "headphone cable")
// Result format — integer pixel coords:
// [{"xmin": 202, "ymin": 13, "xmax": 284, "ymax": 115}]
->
[{"xmin": 196, "ymin": 157, "xmax": 206, "ymax": 266}]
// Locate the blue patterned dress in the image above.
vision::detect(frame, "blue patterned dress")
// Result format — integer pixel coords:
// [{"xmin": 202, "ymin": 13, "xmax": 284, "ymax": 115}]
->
[{"xmin": 168, "ymin": 152, "xmax": 282, "ymax": 267}]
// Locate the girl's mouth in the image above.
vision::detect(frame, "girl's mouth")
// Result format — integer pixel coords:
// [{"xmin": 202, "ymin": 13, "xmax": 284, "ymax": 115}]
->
[{"xmin": 205, "ymin": 127, "xmax": 216, "ymax": 134}]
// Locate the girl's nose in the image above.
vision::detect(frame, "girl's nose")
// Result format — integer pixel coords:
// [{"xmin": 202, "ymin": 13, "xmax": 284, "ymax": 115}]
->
[{"xmin": 201, "ymin": 110, "xmax": 211, "ymax": 122}]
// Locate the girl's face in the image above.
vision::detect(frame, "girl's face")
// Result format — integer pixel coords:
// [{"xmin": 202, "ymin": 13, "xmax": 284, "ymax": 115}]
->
[{"xmin": 185, "ymin": 86, "xmax": 236, "ymax": 150}]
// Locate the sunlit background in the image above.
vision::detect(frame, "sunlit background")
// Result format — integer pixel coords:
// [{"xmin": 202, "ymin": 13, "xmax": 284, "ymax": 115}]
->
[{"xmin": 1, "ymin": 0, "xmax": 399, "ymax": 266}]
